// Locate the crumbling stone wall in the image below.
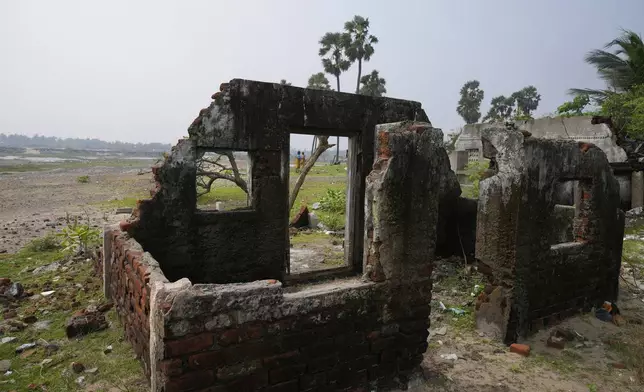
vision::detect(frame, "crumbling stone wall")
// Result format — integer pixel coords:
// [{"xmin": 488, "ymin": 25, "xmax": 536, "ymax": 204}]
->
[
  {"xmin": 102, "ymin": 120, "xmax": 449, "ymax": 391},
  {"xmin": 475, "ymin": 126, "xmax": 624, "ymax": 343},
  {"xmin": 122, "ymin": 79, "xmax": 429, "ymax": 283}
]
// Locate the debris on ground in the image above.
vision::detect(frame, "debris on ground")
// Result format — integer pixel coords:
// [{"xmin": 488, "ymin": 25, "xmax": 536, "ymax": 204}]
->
[
  {"xmin": 510, "ymin": 343, "xmax": 531, "ymax": 357},
  {"xmin": 66, "ymin": 309, "xmax": 109, "ymax": 338},
  {"xmin": 15, "ymin": 342, "xmax": 36, "ymax": 354},
  {"xmin": 71, "ymin": 362, "xmax": 85, "ymax": 374}
]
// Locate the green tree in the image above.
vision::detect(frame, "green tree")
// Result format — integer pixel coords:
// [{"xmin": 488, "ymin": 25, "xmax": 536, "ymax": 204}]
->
[
  {"xmin": 359, "ymin": 70, "xmax": 387, "ymax": 97},
  {"xmin": 601, "ymin": 85, "xmax": 644, "ymax": 138},
  {"xmin": 557, "ymin": 95, "xmax": 591, "ymax": 117},
  {"xmin": 570, "ymin": 29, "xmax": 644, "ymax": 101},
  {"xmin": 319, "ymin": 32, "xmax": 351, "ymax": 92},
  {"xmin": 511, "ymin": 86, "xmax": 541, "ymax": 118},
  {"xmin": 343, "ymin": 15, "xmax": 379, "ymax": 94},
  {"xmin": 280, "ymin": 79, "xmax": 292, "ymax": 86},
  {"xmin": 319, "ymin": 31, "xmax": 351, "ymax": 164},
  {"xmin": 456, "ymin": 80, "xmax": 485, "ymax": 124},
  {"xmin": 307, "ymin": 72, "xmax": 332, "ymax": 90},
  {"xmin": 482, "ymin": 95, "xmax": 516, "ymax": 122}
]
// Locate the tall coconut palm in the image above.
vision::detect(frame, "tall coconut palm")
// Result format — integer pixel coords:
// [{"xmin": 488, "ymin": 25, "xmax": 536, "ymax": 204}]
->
[
  {"xmin": 570, "ymin": 29, "xmax": 644, "ymax": 101},
  {"xmin": 319, "ymin": 32, "xmax": 351, "ymax": 92},
  {"xmin": 359, "ymin": 70, "xmax": 387, "ymax": 97},
  {"xmin": 344, "ymin": 15, "xmax": 379, "ymax": 94}
]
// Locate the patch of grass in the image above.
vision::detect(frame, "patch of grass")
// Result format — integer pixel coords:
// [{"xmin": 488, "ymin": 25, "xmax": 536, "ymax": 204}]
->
[
  {"xmin": 528, "ymin": 353, "xmax": 579, "ymax": 375},
  {"xmin": 291, "ymin": 180, "xmax": 346, "ymax": 218},
  {"xmin": 605, "ymin": 330, "xmax": 644, "ymax": 380},
  {"xmin": 290, "ymin": 231, "xmax": 330, "ymax": 245},
  {"xmin": 318, "ymin": 211, "xmax": 345, "ymax": 231},
  {"xmin": 509, "ymin": 364, "xmax": 524, "ymax": 373},
  {"xmin": 76, "ymin": 175, "xmax": 90, "ymax": 183},
  {"xmin": 449, "ymin": 310, "xmax": 476, "ymax": 332},
  {"xmin": 290, "ymin": 164, "xmax": 347, "ymax": 177},
  {"xmin": 322, "ymin": 247, "xmax": 344, "ymax": 266},
  {"xmin": 197, "ymin": 185, "xmax": 248, "ymax": 208},
  {"xmin": 25, "ymin": 234, "xmax": 61, "ymax": 253},
  {"xmin": 623, "ymin": 239, "xmax": 644, "ymax": 265},
  {"xmin": 0, "ymin": 246, "xmax": 146, "ymax": 391},
  {"xmin": 95, "ymin": 194, "xmax": 146, "ymax": 210}
]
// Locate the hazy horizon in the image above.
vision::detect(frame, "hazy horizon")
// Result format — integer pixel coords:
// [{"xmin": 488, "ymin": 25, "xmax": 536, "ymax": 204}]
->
[{"xmin": 2, "ymin": 0, "xmax": 643, "ymax": 150}]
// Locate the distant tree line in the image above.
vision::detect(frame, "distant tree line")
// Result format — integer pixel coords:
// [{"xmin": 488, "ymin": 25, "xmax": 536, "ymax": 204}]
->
[
  {"xmin": 455, "ymin": 80, "xmax": 542, "ymax": 124},
  {"xmin": 0, "ymin": 133, "xmax": 171, "ymax": 152}
]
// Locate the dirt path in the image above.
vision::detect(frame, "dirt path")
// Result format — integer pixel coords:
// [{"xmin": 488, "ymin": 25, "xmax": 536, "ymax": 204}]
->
[{"xmin": 0, "ymin": 164, "xmax": 154, "ymax": 253}]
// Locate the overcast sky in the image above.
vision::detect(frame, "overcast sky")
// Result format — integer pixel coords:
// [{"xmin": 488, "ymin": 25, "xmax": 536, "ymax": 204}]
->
[{"xmin": 1, "ymin": 0, "xmax": 643, "ymax": 150}]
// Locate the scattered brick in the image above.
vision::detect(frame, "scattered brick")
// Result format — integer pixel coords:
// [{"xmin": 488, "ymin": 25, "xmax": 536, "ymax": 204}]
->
[{"xmin": 510, "ymin": 344, "xmax": 530, "ymax": 357}]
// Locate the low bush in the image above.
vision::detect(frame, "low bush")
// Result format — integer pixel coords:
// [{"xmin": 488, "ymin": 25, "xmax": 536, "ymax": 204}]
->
[
  {"xmin": 77, "ymin": 175, "xmax": 90, "ymax": 183},
  {"xmin": 25, "ymin": 233, "xmax": 61, "ymax": 252}
]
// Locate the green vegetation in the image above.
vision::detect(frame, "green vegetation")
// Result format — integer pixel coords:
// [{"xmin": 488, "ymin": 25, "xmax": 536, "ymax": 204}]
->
[
  {"xmin": 316, "ymin": 188, "xmax": 347, "ymax": 230},
  {"xmin": 457, "ymin": 80, "xmax": 485, "ymax": 124},
  {"xmin": 95, "ymin": 195, "xmax": 144, "ymax": 210},
  {"xmin": 566, "ymin": 29, "xmax": 644, "ymax": 139},
  {"xmin": 528, "ymin": 353, "xmax": 579, "ymax": 374},
  {"xmin": 0, "ymin": 242, "xmax": 145, "ymax": 391},
  {"xmin": 461, "ymin": 159, "xmax": 489, "ymax": 198},
  {"xmin": 481, "ymin": 86, "xmax": 541, "ymax": 122},
  {"xmin": 57, "ymin": 219, "xmax": 101, "ymax": 256},
  {"xmin": 76, "ymin": 175, "xmax": 90, "ymax": 184},
  {"xmin": 25, "ymin": 233, "xmax": 61, "ymax": 253},
  {"xmin": 602, "ymin": 85, "xmax": 644, "ymax": 139}
]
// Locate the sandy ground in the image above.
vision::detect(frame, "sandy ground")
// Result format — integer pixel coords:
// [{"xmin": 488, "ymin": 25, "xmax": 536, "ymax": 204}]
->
[{"xmin": 0, "ymin": 164, "xmax": 154, "ymax": 253}]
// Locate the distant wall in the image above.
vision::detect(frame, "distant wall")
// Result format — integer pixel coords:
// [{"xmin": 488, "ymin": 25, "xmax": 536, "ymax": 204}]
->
[{"xmin": 454, "ymin": 117, "xmax": 627, "ymax": 164}]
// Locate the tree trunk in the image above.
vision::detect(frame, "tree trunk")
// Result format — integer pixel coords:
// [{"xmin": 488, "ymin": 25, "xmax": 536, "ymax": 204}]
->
[
  {"xmin": 289, "ymin": 135, "xmax": 335, "ymax": 212},
  {"xmin": 336, "ymin": 75, "xmax": 341, "ymax": 93},
  {"xmin": 356, "ymin": 59, "xmax": 362, "ymax": 94}
]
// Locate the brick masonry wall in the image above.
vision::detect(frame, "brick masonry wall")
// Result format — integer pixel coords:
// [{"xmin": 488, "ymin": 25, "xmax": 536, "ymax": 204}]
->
[
  {"xmin": 104, "ymin": 228, "xmax": 168, "ymax": 379},
  {"xmin": 151, "ymin": 280, "xmax": 431, "ymax": 392}
]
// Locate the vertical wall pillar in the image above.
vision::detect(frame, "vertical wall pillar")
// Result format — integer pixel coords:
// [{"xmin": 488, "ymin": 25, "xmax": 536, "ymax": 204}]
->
[{"xmin": 632, "ymin": 171, "xmax": 644, "ymax": 209}]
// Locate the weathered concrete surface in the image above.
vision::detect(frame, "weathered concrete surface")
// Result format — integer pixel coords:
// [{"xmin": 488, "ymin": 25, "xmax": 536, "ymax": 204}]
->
[
  {"xmin": 633, "ymin": 171, "xmax": 644, "ymax": 208},
  {"xmin": 454, "ymin": 116, "xmax": 627, "ymax": 166},
  {"xmin": 475, "ymin": 126, "xmax": 624, "ymax": 343},
  {"xmin": 364, "ymin": 121, "xmax": 449, "ymax": 285}
]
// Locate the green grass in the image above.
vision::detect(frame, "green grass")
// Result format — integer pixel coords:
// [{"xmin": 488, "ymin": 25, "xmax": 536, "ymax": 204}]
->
[
  {"xmin": 95, "ymin": 195, "xmax": 146, "ymax": 210},
  {"xmin": 528, "ymin": 353, "xmax": 579, "ymax": 374},
  {"xmin": 0, "ymin": 241, "xmax": 146, "ymax": 391},
  {"xmin": 290, "ymin": 231, "xmax": 330, "ymax": 245}
]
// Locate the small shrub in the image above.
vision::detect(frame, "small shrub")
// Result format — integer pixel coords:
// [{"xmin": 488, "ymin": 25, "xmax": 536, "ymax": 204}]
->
[
  {"xmin": 25, "ymin": 234, "xmax": 61, "ymax": 252},
  {"xmin": 318, "ymin": 188, "xmax": 346, "ymax": 214},
  {"xmin": 57, "ymin": 215, "xmax": 100, "ymax": 256},
  {"xmin": 77, "ymin": 175, "xmax": 90, "ymax": 183},
  {"xmin": 462, "ymin": 159, "xmax": 489, "ymax": 198},
  {"xmin": 319, "ymin": 212, "xmax": 345, "ymax": 231}
]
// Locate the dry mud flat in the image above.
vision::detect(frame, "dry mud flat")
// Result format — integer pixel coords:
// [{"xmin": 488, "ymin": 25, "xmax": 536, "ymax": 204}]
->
[{"xmin": 0, "ymin": 164, "xmax": 154, "ymax": 253}]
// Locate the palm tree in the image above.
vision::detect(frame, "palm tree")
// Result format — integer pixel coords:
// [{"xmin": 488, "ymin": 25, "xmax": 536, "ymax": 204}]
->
[
  {"xmin": 570, "ymin": 29, "xmax": 644, "ymax": 101},
  {"xmin": 319, "ymin": 32, "xmax": 350, "ymax": 163},
  {"xmin": 344, "ymin": 15, "xmax": 379, "ymax": 94},
  {"xmin": 359, "ymin": 70, "xmax": 387, "ymax": 97},
  {"xmin": 319, "ymin": 32, "xmax": 351, "ymax": 92}
]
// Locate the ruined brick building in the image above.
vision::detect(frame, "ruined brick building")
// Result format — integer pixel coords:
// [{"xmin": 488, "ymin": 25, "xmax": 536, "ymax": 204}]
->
[{"xmin": 99, "ymin": 79, "xmax": 624, "ymax": 391}]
